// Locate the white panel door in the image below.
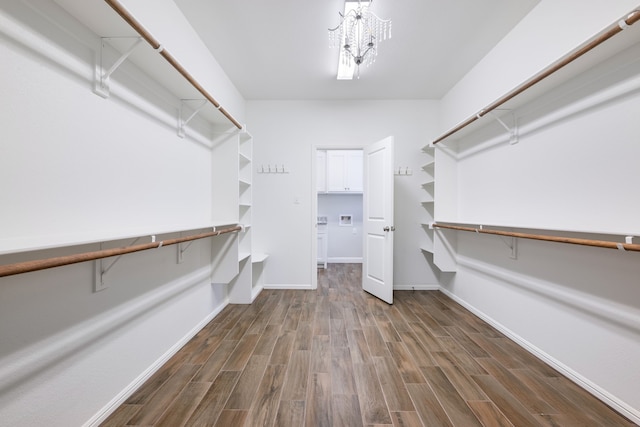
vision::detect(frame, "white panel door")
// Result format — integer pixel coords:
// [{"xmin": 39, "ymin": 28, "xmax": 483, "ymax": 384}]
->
[{"xmin": 362, "ymin": 136, "xmax": 394, "ymax": 304}]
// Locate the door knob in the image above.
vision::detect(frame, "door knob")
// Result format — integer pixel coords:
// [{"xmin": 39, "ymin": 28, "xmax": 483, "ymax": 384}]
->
[
  {"xmin": 383, "ymin": 226, "xmax": 390, "ymax": 232},
  {"xmin": 383, "ymin": 226, "xmax": 396, "ymax": 232}
]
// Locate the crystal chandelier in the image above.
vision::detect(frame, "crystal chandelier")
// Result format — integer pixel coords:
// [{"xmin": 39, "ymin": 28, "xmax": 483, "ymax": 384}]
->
[{"xmin": 328, "ymin": 0, "xmax": 392, "ymax": 79}]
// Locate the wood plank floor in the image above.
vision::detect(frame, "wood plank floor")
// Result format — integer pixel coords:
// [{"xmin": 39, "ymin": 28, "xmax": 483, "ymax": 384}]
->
[{"xmin": 101, "ymin": 264, "xmax": 636, "ymax": 426}]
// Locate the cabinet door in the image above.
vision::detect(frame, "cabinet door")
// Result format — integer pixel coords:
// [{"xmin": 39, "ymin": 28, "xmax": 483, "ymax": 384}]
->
[
  {"xmin": 317, "ymin": 150, "xmax": 327, "ymax": 192},
  {"xmin": 345, "ymin": 150, "xmax": 363, "ymax": 192},
  {"xmin": 326, "ymin": 151, "xmax": 347, "ymax": 191},
  {"xmin": 326, "ymin": 150, "xmax": 363, "ymax": 192},
  {"xmin": 317, "ymin": 233, "xmax": 327, "ymax": 267}
]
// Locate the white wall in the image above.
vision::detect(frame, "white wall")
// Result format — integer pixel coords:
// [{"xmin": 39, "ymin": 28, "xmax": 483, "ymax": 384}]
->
[
  {"xmin": 248, "ymin": 100, "xmax": 440, "ymax": 289},
  {"xmin": 437, "ymin": 0, "xmax": 640, "ymax": 422},
  {"xmin": 0, "ymin": 1, "xmax": 244, "ymax": 425}
]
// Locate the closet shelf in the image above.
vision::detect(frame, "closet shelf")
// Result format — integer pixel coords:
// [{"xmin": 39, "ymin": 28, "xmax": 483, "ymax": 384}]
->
[
  {"xmin": 433, "ymin": 222, "xmax": 640, "ymax": 252},
  {"xmin": 0, "ymin": 222, "xmax": 236, "ymax": 256},
  {"xmin": 429, "ymin": 8, "xmax": 640, "ymax": 146},
  {"xmin": 0, "ymin": 225, "xmax": 242, "ymax": 278},
  {"xmin": 102, "ymin": 0, "xmax": 242, "ymax": 130},
  {"xmin": 252, "ymin": 253, "xmax": 269, "ymax": 263},
  {"xmin": 239, "ymin": 152, "xmax": 251, "ymax": 164}
]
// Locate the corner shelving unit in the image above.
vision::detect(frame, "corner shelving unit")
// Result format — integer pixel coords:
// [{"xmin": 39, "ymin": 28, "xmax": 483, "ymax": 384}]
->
[
  {"xmin": 225, "ymin": 129, "xmax": 268, "ymax": 303},
  {"xmin": 419, "ymin": 145, "xmax": 435, "ymax": 254}
]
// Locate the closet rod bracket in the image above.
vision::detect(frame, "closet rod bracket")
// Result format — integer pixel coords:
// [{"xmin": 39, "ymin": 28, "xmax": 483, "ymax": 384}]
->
[
  {"xmin": 94, "ymin": 37, "xmax": 143, "ymax": 99},
  {"xmin": 487, "ymin": 110, "xmax": 519, "ymax": 145},
  {"xmin": 94, "ymin": 236, "xmax": 143, "ymax": 291},
  {"xmin": 178, "ymin": 99, "xmax": 208, "ymax": 138}
]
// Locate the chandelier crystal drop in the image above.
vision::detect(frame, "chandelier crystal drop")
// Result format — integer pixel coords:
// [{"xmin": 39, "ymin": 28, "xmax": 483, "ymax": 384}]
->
[{"xmin": 328, "ymin": 0, "xmax": 391, "ymax": 79}]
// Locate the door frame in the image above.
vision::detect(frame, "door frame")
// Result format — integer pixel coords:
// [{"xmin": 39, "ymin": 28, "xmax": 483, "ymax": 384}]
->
[{"xmin": 311, "ymin": 144, "xmax": 365, "ymax": 290}]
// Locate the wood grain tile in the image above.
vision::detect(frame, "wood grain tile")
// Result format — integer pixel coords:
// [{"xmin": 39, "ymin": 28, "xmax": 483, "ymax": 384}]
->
[
  {"xmin": 305, "ymin": 372, "xmax": 332, "ymax": 427},
  {"xmin": 275, "ymin": 400, "xmax": 306, "ymax": 427},
  {"xmin": 213, "ymin": 409, "xmax": 247, "ymax": 427},
  {"xmin": 406, "ymin": 383, "xmax": 454, "ymax": 427},
  {"xmin": 269, "ymin": 330, "xmax": 295, "ymax": 365},
  {"xmin": 331, "ymin": 346, "xmax": 357, "ymax": 395},
  {"xmin": 186, "ymin": 370, "xmax": 240, "ymax": 426},
  {"xmin": 245, "ymin": 364, "xmax": 287, "ymax": 426},
  {"xmin": 353, "ymin": 363, "xmax": 392, "ymax": 425},
  {"xmin": 333, "ymin": 394, "xmax": 363, "ymax": 427},
  {"xmin": 221, "ymin": 333, "xmax": 259, "ymax": 371},
  {"xmin": 374, "ymin": 356, "xmax": 415, "ymax": 411},
  {"xmin": 466, "ymin": 400, "xmax": 514, "ymax": 427},
  {"xmin": 155, "ymin": 382, "xmax": 210, "ymax": 427},
  {"xmin": 472, "ymin": 375, "xmax": 544, "ymax": 426},
  {"xmin": 102, "ymin": 265, "xmax": 635, "ymax": 427},
  {"xmin": 390, "ymin": 411, "xmax": 424, "ymax": 427},
  {"xmin": 225, "ymin": 354, "xmax": 269, "ymax": 409},
  {"xmin": 126, "ymin": 363, "xmax": 201, "ymax": 425},
  {"xmin": 364, "ymin": 324, "xmax": 391, "ymax": 357},
  {"xmin": 421, "ymin": 366, "xmax": 483, "ymax": 426},
  {"xmin": 385, "ymin": 341, "xmax": 425, "ymax": 383},
  {"xmin": 281, "ymin": 350, "xmax": 311, "ymax": 401},
  {"xmin": 310, "ymin": 334, "xmax": 331, "ymax": 373}
]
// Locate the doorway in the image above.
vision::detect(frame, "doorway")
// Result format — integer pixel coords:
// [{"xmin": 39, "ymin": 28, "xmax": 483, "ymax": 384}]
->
[
  {"xmin": 312, "ymin": 147, "xmax": 364, "ymax": 289},
  {"xmin": 311, "ymin": 137, "xmax": 396, "ymax": 304}
]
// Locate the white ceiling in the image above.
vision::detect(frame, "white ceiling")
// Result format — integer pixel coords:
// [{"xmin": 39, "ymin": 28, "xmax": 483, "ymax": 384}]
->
[{"xmin": 173, "ymin": 0, "xmax": 539, "ymax": 100}]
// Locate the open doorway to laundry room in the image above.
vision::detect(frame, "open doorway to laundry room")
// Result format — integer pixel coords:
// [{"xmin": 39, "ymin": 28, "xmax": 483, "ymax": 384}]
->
[{"xmin": 312, "ymin": 147, "xmax": 364, "ymax": 289}]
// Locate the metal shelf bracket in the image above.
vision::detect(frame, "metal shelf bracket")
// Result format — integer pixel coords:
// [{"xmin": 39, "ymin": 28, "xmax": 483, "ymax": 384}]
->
[
  {"xmin": 94, "ymin": 236, "xmax": 142, "ymax": 291},
  {"xmin": 487, "ymin": 110, "xmax": 519, "ymax": 145},
  {"xmin": 178, "ymin": 99, "xmax": 208, "ymax": 138},
  {"xmin": 94, "ymin": 37, "xmax": 143, "ymax": 98}
]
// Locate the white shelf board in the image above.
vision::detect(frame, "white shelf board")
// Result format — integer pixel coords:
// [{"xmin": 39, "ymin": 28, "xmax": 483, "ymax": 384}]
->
[
  {"xmin": 0, "ymin": 222, "xmax": 232, "ymax": 255},
  {"xmin": 252, "ymin": 253, "xmax": 269, "ymax": 263},
  {"xmin": 430, "ymin": 18, "xmax": 640, "ymax": 145}
]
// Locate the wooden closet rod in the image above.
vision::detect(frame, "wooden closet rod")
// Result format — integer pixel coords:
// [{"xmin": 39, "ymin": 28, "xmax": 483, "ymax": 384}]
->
[
  {"xmin": 432, "ymin": 8, "xmax": 640, "ymax": 145},
  {"xmin": 0, "ymin": 225, "xmax": 242, "ymax": 278},
  {"xmin": 104, "ymin": 0, "xmax": 243, "ymax": 130},
  {"xmin": 433, "ymin": 223, "xmax": 640, "ymax": 252}
]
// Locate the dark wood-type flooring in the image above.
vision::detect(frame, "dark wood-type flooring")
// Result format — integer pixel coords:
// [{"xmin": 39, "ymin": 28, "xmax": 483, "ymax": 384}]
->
[{"xmin": 101, "ymin": 263, "xmax": 636, "ymax": 426}]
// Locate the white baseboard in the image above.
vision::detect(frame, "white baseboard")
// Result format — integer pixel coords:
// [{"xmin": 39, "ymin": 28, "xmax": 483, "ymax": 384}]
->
[
  {"xmin": 327, "ymin": 257, "xmax": 363, "ymax": 263},
  {"xmin": 263, "ymin": 284, "xmax": 313, "ymax": 290},
  {"xmin": 439, "ymin": 279, "xmax": 640, "ymax": 425},
  {"xmin": 251, "ymin": 284, "xmax": 264, "ymax": 302},
  {"xmin": 84, "ymin": 301, "xmax": 229, "ymax": 427},
  {"xmin": 394, "ymin": 284, "xmax": 440, "ymax": 291}
]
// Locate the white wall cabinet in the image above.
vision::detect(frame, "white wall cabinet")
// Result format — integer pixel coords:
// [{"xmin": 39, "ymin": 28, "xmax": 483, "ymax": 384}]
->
[
  {"xmin": 326, "ymin": 150, "xmax": 363, "ymax": 192},
  {"xmin": 317, "ymin": 150, "xmax": 327, "ymax": 193},
  {"xmin": 317, "ymin": 230, "xmax": 328, "ymax": 268}
]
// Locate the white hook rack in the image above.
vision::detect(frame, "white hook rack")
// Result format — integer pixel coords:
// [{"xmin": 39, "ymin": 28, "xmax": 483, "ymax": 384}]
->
[
  {"xmin": 487, "ymin": 110, "xmax": 519, "ymax": 145},
  {"xmin": 94, "ymin": 37, "xmax": 143, "ymax": 98},
  {"xmin": 394, "ymin": 166, "xmax": 413, "ymax": 176},
  {"xmin": 178, "ymin": 99, "xmax": 208, "ymax": 138},
  {"xmin": 257, "ymin": 164, "xmax": 289, "ymax": 174}
]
